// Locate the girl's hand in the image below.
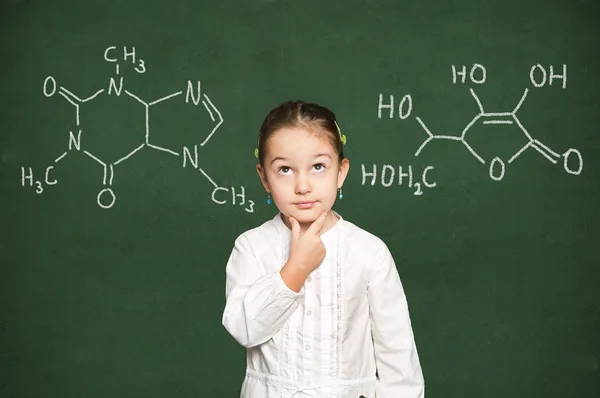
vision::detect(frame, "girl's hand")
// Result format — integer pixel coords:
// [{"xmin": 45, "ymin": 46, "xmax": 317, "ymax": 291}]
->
[{"xmin": 288, "ymin": 212, "xmax": 328, "ymax": 274}]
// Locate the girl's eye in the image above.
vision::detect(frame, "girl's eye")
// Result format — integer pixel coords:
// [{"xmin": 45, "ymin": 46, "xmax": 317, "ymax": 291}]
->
[
  {"xmin": 313, "ymin": 163, "xmax": 326, "ymax": 172},
  {"xmin": 278, "ymin": 166, "xmax": 292, "ymax": 175}
]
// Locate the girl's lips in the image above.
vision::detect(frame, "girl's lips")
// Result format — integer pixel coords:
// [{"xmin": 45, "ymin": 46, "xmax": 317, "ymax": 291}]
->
[{"xmin": 295, "ymin": 201, "xmax": 316, "ymax": 209}]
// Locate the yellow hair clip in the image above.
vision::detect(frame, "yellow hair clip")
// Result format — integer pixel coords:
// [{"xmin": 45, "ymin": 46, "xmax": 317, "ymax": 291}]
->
[
  {"xmin": 254, "ymin": 148, "xmax": 259, "ymax": 158},
  {"xmin": 335, "ymin": 120, "xmax": 347, "ymax": 145}
]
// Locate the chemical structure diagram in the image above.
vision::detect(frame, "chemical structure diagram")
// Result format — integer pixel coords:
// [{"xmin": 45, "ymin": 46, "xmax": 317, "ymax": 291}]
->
[
  {"xmin": 21, "ymin": 46, "xmax": 255, "ymax": 212},
  {"xmin": 377, "ymin": 63, "xmax": 583, "ymax": 181}
]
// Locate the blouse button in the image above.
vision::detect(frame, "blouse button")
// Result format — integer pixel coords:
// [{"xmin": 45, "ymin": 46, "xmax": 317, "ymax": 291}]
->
[
  {"xmin": 306, "ymin": 276, "xmax": 312, "ymax": 282},
  {"xmin": 306, "ymin": 310, "xmax": 312, "ymax": 316},
  {"xmin": 305, "ymin": 344, "xmax": 311, "ymax": 351}
]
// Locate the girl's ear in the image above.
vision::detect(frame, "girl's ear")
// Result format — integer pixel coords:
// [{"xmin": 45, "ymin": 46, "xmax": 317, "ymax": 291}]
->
[
  {"xmin": 256, "ymin": 164, "xmax": 270, "ymax": 192},
  {"xmin": 337, "ymin": 158, "xmax": 350, "ymax": 188}
]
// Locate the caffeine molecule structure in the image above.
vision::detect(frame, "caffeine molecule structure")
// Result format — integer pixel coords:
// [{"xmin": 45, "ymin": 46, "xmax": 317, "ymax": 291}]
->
[
  {"xmin": 377, "ymin": 63, "xmax": 583, "ymax": 181},
  {"xmin": 21, "ymin": 46, "xmax": 255, "ymax": 212}
]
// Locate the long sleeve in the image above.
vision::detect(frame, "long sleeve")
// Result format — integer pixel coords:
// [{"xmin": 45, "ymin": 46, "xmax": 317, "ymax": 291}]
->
[
  {"xmin": 222, "ymin": 234, "xmax": 304, "ymax": 348},
  {"xmin": 368, "ymin": 245, "xmax": 425, "ymax": 398}
]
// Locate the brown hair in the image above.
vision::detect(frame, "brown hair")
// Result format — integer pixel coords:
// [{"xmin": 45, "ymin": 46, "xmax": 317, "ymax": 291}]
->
[{"xmin": 257, "ymin": 100, "xmax": 345, "ymax": 166}]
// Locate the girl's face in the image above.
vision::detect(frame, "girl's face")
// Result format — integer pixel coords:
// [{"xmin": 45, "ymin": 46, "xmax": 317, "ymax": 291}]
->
[{"xmin": 256, "ymin": 127, "xmax": 350, "ymax": 229}]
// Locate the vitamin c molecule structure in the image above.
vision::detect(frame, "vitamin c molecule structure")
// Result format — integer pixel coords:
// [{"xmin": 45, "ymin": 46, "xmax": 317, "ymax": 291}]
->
[
  {"xmin": 377, "ymin": 63, "xmax": 583, "ymax": 182},
  {"xmin": 21, "ymin": 46, "xmax": 255, "ymax": 212}
]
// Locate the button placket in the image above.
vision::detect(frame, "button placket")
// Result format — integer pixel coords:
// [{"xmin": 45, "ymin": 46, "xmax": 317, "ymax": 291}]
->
[{"xmin": 302, "ymin": 269, "xmax": 314, "ymax": 386}]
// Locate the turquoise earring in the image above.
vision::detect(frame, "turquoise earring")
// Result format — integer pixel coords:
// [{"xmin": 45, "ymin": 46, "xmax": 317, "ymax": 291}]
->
[
  {"xmin": 266, "ymin": 192, "xmax": 271, "ymax": 205},
  {"xmin": 338, "ymin": 188, "xmax": 344, "ymax": 199}
]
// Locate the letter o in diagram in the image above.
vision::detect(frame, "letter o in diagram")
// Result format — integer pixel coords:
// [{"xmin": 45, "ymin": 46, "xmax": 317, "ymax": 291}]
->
[
  {"xmin": 489, "ymin": 157, "xmax": 506, "ymax": 181},
  {"xmin": 97, "ymin": 188, "xmax": 117, "ymax": 209}
]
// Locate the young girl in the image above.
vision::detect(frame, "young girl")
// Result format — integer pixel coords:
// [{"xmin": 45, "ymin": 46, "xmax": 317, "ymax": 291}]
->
[{"xmin": 222, "ymin": 101, "xmax": 425, "ymax": 397}]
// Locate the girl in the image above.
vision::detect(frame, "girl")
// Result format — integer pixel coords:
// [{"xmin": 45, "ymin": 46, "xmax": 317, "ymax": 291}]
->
[{"xmin": 222, "ymin": 101, "xmax": 425, "ymax": 397}]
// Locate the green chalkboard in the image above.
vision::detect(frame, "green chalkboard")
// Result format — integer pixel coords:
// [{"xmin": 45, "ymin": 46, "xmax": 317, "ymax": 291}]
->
[{"xmin": 1, "ymin": 0, "xmax": 599, "ymax": 397}]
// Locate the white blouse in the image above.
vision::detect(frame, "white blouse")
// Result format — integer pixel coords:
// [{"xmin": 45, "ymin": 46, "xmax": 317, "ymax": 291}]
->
[{"xmin": 222, "ymin": 213, "xmax": 424, "ymax": 398}]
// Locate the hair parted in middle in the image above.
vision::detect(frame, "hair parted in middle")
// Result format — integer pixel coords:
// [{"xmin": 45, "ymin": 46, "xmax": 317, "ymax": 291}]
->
[{"xmin": 255, "ymin": 100, "xmax": 346, "ymax": 166}]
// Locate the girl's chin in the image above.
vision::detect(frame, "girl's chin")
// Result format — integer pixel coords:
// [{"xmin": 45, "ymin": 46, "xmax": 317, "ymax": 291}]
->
[{"xmin": 287, "ymin": 209, "xmax": 330, "ymax": 223}]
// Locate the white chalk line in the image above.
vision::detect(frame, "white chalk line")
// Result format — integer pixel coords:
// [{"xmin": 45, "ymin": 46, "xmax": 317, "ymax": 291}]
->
[
  {"xmin": 58, "ymin": 91, "xmax": 80, "ymax": 126},
  {"xmin": 124, "ymin": 90, "xmax": 148, "ymax": 106},
  {"xmin": 462, "ymin": 140, "xmax": 485, "ymax": 164},
  {"xmin": 55, "ymin": 152, "xmax": 68, "ymax": 163},
  {"xmin": 415, "ymin": 137, "xmax": 432, "ymax": 156},
  {"xmin": 149, "ymin": 91, "xmax": 183, "ymax": 106},
  {"xmin": 533, "ymin": 139, "xmax": 560, "ymax": 158},
  {"xmin": 200, "ymin": 94, "xmax": 223, "ymax": 146},
  {"xmin": 483, "ymin": 120, "xmax": 513, "ymax": 125},
  {"xmin": 435, "ymin": 135, "xmax": 462, "ymax": 141},
  {"xmin": 512, "ymin": 116, "xmax": 533, "ymax": 142},
  {"xmin": 531, "ymin": 143, "xmax": 558, "ymax": 164},
  {"xmin": 414, "ymin": 117, "xmax": 461, "ymax": 155},
  {"xmin": 461, "ymin": 114, "xmax": 481, "ymax": 139},
  {"xmin": 483, "ymin": 112, "xmax": 513, "ymax": 117},
  {"xmin": 59, "ymin": 87, "xmax": 82, "ymax": 102},
  {"xmin": 508, "ymin": 142, "xmax": 532, "ymax": 164},
  {"xmin": 198, "ymin": 168, "xmax": 218, "ymax": 188},
  {"xmin": 202, "ymin": 100, "xmax": 215, "ymax": 122},
  {"xmin": 415, "ymin": 117, "xmax": 433, "ymax": 138},
  {"xmin": 147, "ymin": 143, "xmax": 179, "ymax": 156},
  {"xmin": 81, "ymin": 89, "xmax": 105, "ymax": 102},
  {"xmin": 109, "ymin": 164, "xmax": 114, "ymax": 185},
  {"xmin": 513, "ymin": 88, "xmax": 529, "ymax": 114},
  {"xmin": 83, "ymin": 150, "xmax": 105, "ymax": 166},
  {"xmin": 469, "ymin": 88, "xmax": 485, "ymax": 114},
  {"xmin": 114, "ymin": 143, "xmax": 145, "ymax": 165},
  {"xmin": 145, "ymin": 106, "xmax": 149, "ymax": 143}
]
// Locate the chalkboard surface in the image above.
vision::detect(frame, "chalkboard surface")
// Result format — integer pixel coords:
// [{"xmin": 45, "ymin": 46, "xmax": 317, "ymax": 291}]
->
[{"xmin": 1, "ymin": 0, "xmax": 599, "ymax": 397}]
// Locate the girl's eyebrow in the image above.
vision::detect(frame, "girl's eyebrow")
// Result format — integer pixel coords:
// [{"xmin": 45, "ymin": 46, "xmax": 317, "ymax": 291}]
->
[
  {"xmin": 270, "ymin": 156, "xmax": 288, "ymax": 165},
  {"xmin": 270, "ymin": 153, "xmax": 331, "ymax": 165},
  {"xmin": 313, "ymin": 153, "xmax": 332, "ymax": 159}
]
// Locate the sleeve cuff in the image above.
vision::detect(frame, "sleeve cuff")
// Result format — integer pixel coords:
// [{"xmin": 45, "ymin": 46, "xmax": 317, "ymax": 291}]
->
[{"xmin": 275, "ymin": 271, "xmax": 306, "ymax": 298}]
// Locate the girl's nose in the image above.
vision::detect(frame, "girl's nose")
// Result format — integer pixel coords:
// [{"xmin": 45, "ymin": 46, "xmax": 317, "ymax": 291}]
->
[{"xmin": 294, "ymin": 174, "xmax": 311, "ymax": 195}]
